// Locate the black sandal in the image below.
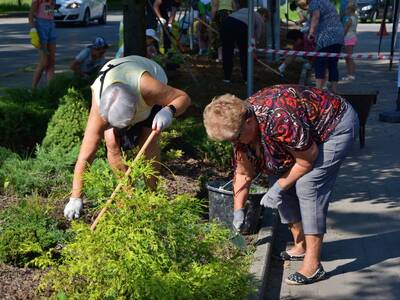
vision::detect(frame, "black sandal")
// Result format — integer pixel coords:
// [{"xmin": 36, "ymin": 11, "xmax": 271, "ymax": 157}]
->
[
  {"xmin": 279, "ymin": 250, "xmax": 305, "ymax": 261},
  {"xmin": 285, "ymin": 265, "xmax": 327, "ymax": 285}
]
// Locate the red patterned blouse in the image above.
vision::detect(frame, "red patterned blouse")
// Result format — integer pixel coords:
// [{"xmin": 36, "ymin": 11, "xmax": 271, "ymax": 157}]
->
[{"xmin": 234, "ymin": 85, "xmax": 348, "ymax": 175}]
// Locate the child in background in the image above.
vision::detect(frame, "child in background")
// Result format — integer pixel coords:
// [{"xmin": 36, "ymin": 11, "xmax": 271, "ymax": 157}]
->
[
  {"xmin": 115, "ymin": 29, "xmax": 160, "ymax": 59},
  {"xmin": 278, "ymin": 29, "xmax": 314, "ymax": 85},
  {"xmin": 342, "ymin": 2, "xmax": 358, "ymax": 81},
  {"xmin": 70, "ymin": 37, "xmax": 108, "ymax": 78}
]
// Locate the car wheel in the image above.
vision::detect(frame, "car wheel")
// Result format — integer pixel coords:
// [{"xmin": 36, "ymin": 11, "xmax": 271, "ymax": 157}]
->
[
  {"xmin": 82, "ymin": 9, "xmax": 90, "ymax": 26},
  {"xmin": 98, "ymin": 6, "xmax": 107, "ymax": 25},
  {"xmin": 371, "ymin": 11, "xmax": 378, "ymax": 23}
]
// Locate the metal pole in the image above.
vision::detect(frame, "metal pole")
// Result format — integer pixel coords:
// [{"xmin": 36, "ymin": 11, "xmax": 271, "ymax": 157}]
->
[
  {"xmin": 247, "ymin": 0, "xmax": 255, "ymax": 97},
  {"xmin": 378, "ymin": 0, "xmax": 390, "ymax": 55},
  {"xmin": 389, "ymin": 0, "xmax": 400, "ymax": 70}
]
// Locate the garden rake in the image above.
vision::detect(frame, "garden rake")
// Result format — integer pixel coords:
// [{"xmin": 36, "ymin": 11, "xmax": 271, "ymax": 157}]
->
[{"xmin": 90, "ymin": 130, "xmax": 158, "ymax": 231}]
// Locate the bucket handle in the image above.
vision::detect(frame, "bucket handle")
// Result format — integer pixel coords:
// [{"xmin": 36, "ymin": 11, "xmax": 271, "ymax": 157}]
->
[{"xmin": 218, "ymin": 173, "xmax": 261, "ymax": 190}]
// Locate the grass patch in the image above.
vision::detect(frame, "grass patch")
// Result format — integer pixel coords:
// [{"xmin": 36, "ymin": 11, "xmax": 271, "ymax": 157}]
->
[{"xmin": 0, "ymin": 0, "xmax": 30, "ymax": 13}]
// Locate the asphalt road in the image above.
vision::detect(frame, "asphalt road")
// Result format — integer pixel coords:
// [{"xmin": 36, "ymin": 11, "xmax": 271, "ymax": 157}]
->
[{"xmin": 0, "ymin": 12, "xmax": 122, "ymax": 89}]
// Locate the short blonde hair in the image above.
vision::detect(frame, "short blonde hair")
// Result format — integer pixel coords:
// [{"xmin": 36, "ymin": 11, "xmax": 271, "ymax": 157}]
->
[{"xmin": 203, "ymin": 94, "xmax": 248, "ymax": 141}]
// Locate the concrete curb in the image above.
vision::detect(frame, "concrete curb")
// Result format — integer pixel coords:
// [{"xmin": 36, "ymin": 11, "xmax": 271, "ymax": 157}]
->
[{"xmin": 248, "ymin": 207, "xmax": 279, "ymax": 300}]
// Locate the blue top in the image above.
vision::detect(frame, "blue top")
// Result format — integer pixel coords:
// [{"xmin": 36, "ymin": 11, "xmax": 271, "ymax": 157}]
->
[
  {"xmin": 309, "ymin": 0, "xmax": 344, "ymax": 50},
  {"xmin": 75, "ymin": 47, "xmax": 106, "ymax": 75}
]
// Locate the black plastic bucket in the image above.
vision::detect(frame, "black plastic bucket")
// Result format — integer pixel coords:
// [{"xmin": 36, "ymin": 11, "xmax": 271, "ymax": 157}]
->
[{"xmin": 206, "ymin": 180, "xmax": 267, "ymax": 234}]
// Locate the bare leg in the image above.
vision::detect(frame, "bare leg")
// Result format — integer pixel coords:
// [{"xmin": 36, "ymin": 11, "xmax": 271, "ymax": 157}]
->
[
  {"xmin": 46, "ymin": 42, "xmax": 56, "ymax": 82},
  {"xmin": 104, "ymin": 128, "xmax": 126, "ymax": 172},
  {"xmin": 287, "ymin": 222, "xmax": 306, "ymax": 255},
  {"xmin": 32, "ymin": 48, "xmax": 48, "ymax": 88},
  {"xmin": 316, "ymin": 78, "xmax": 325, "ymax": 90},
  {"xmin": 297, "ymin": 234, "xmax": 324, "ymax": 276},
  {"xmin": 330, "ymin": 81, "xmax": 338, "ymax": 94}
]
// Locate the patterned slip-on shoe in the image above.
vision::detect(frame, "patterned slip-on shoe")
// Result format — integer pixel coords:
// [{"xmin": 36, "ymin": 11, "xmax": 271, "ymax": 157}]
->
[
  {"xmin": 285, "ymin": 265, "xmax": 327, "ymax": 285},
  {"xmin": 279, "ymin": 250, "xmax": 305, "ymax": 261}
]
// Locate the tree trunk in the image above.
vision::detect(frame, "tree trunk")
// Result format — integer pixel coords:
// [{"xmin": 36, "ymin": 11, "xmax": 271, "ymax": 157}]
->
[
  {"xmin": 18, "ymin": 0, "xmax": 22, "ymax": 7},
  {"xmin": 123, "ymin": 0, "xmax": 146, "ymax": 57}
]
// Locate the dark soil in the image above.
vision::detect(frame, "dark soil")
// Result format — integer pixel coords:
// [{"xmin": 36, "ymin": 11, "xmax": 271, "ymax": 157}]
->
[
  {"xmin": 0, "ymin": 53, "xmax": 300, "ymax": 299},
  {"xmin": 0, "ymin": 264, "xmax": 45, "ymax": 300}
]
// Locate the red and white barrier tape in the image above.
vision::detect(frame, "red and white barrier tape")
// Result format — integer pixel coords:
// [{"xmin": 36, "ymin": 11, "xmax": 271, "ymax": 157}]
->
[{"xmin": 256, "ymin": 48, "xmax": 399, "ymax": 61}]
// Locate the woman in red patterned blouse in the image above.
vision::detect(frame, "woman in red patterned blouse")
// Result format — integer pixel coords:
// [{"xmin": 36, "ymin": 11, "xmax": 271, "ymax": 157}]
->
[{"xmin": 203, "ymin": 85, "xmax": 358, "ymax": 285}]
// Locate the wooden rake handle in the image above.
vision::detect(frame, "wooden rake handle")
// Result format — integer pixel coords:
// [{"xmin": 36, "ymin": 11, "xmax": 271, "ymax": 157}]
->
[{"xmin": 90, "ymin": 130, "xmax": 158, "ymax": 231}]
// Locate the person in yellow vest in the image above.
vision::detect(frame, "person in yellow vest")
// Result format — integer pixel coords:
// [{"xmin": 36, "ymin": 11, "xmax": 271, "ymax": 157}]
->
[{"xmin": 64, "ymin": 55, "xmax": 191, "ymax": 220}]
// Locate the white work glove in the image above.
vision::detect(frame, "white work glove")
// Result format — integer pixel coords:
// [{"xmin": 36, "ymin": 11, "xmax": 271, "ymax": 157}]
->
[
  {"xmin": 233, "ymin": 208, "xmax": 245, "ymax": 231},
  {"xmin": 159, "ymin": 17, "xmax": 167, "ymax": 26},
  {"xmin": 152, "ymin": 106, "xmax": 174, "ymax": 131},
  {"xmin": 260, "ymin": 182, "xmax": 283, "ymax": 208},
  {"xmin": 64, "ymin": 197, "xmax": 83, "ymax": 220}
]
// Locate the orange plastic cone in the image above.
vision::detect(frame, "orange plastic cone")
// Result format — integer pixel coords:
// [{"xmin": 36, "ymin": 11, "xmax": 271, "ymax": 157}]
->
[{"xmin": 377, "ymin": 22, "xmax": 389, "ymax": 36}]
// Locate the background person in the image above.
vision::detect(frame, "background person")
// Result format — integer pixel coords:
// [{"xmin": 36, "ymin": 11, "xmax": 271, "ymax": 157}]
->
[
  {"xmin": 210, "ymin": 0, "xmax": 234, "ymax": 61},
  {"xmin": 307, "ymin": 0, "xmax": 344, "ymax": 93},
  {"xmin": 28, "ymin": 0, "xmax": 56, "ymax": 89},
  {"xmin": 197, "ymin": 0, "xmax": 212, "ymax": 55},
  {"xmin": 115, "ymin": 28, "xmax": 160, "ymax": 59},
  {"xmin": 70, "ymin": 37, "xmax": 108, "ymax": 78},
  {"xmin": 152, "ymin": 0, "xmax": 181, "ymax": 51},
  {"xmin": 278, "ymin": 29, "xmax": 314, "ymax": 85},
  {"xmin": 220, "ymin": 0, "xmax": 264, "ymax": 83},
  {"xmin": 341, "ymin": 2, "xmax": 358, "ymax": 81},
  {"xmin": 203, "ymin": 85, "xmax": 358, "ymax": 285},
  {"xmin": 63, "ymin": 55, "xmax": 190, "ymax": 220}
]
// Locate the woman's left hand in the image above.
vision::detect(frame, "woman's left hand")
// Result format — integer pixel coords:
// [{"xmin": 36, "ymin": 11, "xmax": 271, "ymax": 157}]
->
[{"xmin": 152, "ymin": 106, "xmax": 174, "ymax": 132}]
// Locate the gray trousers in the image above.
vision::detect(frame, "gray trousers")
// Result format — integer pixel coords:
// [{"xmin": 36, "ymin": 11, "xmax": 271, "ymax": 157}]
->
[{"xmin": 269, "ymin": 105, "xmax": 359, "ymax": 234}]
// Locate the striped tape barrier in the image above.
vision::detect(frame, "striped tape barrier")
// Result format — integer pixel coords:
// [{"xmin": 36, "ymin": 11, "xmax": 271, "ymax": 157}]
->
[{"xmin": 256, "ymin": 48, "xmax": 399, "ymax": 61}]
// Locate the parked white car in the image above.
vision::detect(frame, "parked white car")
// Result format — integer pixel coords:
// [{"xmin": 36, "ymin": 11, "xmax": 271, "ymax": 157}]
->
[{"xmin": 54, "ymin": 0, "xmax": 107, "ymax": 26}]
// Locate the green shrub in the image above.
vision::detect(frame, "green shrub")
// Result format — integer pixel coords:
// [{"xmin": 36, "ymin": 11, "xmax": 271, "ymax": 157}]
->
[
  {"xmin": 41, "ymin": 159, "xmax": 255, "ymax": 299},
  {"xmin": 41, "ymin": 87, "xmax": 90, "ymax": 154},
  {"xmin": 0, "ymin": 93, "xmax": 54, "ymax": 152},
  {"xmin": 0, "ymin": 74, "xmax": 92, "ymax": 154},
  {"xmin": 0, "ymin": 196, "xmax": 70, "ymax": 268},
  {"xmin": 0, "ymin": 145, "xmax": 78, "ymax": 197},
  {"xmin": 82, "ymin": 158, "xmax": 117, "ymax": 207}
]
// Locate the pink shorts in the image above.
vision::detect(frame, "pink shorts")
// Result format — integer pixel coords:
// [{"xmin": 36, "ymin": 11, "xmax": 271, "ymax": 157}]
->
[{"xmin": 345, "ymin": 36, "xmax": 357, "ymax": 46}]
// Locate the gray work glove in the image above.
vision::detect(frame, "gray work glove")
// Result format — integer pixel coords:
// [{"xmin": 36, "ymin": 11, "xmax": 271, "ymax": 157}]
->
[
  {"xmin": 152, "ymin": 106, "xmax": 174, "ymax": 131},
  {"xmin": 233, "ymin": 208, "xmax": 245, "ymax": 231},
  {"xmin": 64, "ymin": 197, "xmax": 83, "ymax": 220},
  {"xmin": 260, "ymin": 182, "xmax": 284, "ymax": 208}
]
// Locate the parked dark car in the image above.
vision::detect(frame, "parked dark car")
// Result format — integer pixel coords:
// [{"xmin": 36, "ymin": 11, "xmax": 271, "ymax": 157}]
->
[{"xmin": 358, "ymin": 0, "xmax": 393, "ymax": 23}]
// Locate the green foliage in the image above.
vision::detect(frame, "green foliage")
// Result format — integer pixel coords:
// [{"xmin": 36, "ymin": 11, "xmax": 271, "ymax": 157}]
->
[
  {"xmin": 0, "ymin": 145, "xmax": 78, "ymax": 197},
  {"xmin": 0, "ymin": 73, "xmax": 91, "ymax": 154},
  {"xmin": 0, "ymin": 196, "xmax": 70, "ymax": 268},
  {"xmin": 82, "ymin": 159, "xmax": 117, "ymax": 207},
  {"xmin": 161, "ymin": 118, "xmax": 233, "ymax": 169},
  {"xmin": 0, "ymin": 91, "xmax": 54, "ymax": 153},
  {"xmin": 41, "ymin": 159, "xmax": 255, "ymax": 299},
  {"xmin": 0, "ymin": 0, "xmax": 30, "ymax": 13},
  {"xmin": 41, "ymin": 87, "xmax": 90, "ymax": 154}
]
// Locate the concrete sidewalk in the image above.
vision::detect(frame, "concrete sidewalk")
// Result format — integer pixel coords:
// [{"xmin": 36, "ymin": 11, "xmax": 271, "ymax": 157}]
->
[{"xmin": 269, "ymin": 31, "xmax": 400, "ymax": 299}]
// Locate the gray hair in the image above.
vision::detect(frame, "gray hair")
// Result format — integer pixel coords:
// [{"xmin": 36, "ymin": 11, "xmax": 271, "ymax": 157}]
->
[{"xmin": 99, "ymin": 83, "xmax": 138, "ymax": 128}]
